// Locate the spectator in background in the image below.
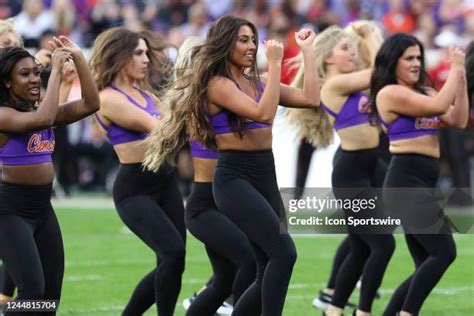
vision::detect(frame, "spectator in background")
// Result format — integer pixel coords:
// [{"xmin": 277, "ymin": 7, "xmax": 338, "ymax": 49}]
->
[
  {"xmin": 245, "ymin": 0, "xmax": 271, "ymax": 40},
  {"xmin": 409, "ymin": 0, "xmax": 438, "ymax": 18},
  {"xmin": 90, "ymin": 0, "xmax": 123, "ymax": 43},
  {"xmin": 202, "ymin": 0, "xmax": 232, "ymax": 20},
  {"xmin": 154, "ymin": 0, "xmax": 189, "ymax": 34},
  {"xmin": 52, "ymin": 0, "xmax": 76, "ymax": 36},
  {"xmin": 68, "ymin": 0, "xmax": 98, "ymax": 47},
  {"xmin": 267, "ymin": 13, "xmax": 300, "ymax": 84},
  {"xmin": 461, "ymin": 8, "xmax": 474, "ymax": 44},
  {"xmin": 382, "ymin": 0, "xmax": 416, "ymax": 34},
  {"xmin": 438, "ymin": 0, "xmax": 465, "ymax": 31},
  {"xmin": 341, "ymin": 0, "xmax": 362, "ymax": 26},
  {"xmin": 413, "ymin": 12, "xmax": 438, "ymax": 49},
  {"xmin": 168, "ymin": 2, "xmax": 209, "ymax": 47},
  {"xmin": 14, "ymin": 0, "xmax": 55, "ymax": 47},
  {"xmin": 0, "ymin": 0, "xmax": 21, "ymax": 20}
]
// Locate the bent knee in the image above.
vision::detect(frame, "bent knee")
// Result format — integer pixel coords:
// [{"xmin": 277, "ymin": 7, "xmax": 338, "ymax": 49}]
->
[
  {"xmin": 443, "ymin": 244, "xmax": 457, "ymax": 265},
  {"xmin": 162, "ymin": 248, "xmax": 186, "ymax": 271},
  {"xmin": 275, "ymin": 235, "xmax": 297, "ymax": 265}
]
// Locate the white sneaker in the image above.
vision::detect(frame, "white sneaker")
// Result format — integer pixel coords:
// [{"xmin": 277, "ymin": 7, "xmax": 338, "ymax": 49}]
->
[
  {"xmin": 216, "ymin": 300, "xmax": 233, "ymax": 315},
  {"xmin": 182, "ymin": 293, "xmax": 196, "ymax": 311},
  {"xmin": 312, "ymin": 291, "xmax": 332, "ymax": 310}
]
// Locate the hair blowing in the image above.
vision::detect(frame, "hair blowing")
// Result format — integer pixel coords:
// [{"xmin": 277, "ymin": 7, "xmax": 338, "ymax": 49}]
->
[
  {"xmin": 285, "ymin": 26, "xmax": 350, "ymax": 147},
  {"xmin": 143, "ymin": 37, "xmax": 202, "ymax": 172},
  {"xmin": 182, "ymin": 16, "xmax": 260, "ymax": 147},
  {"xmin": 89, "ymin": 27, "xmax": 168, "ymax": 95},
  {"xmin": 144, "ymin": 16, "xmax": 261, "ymax": 171}
]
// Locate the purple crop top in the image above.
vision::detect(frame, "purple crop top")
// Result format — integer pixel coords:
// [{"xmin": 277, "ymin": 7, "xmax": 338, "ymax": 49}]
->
[
  {"xmin": 95, "ymin": 84, "xmax": 160, "ymax": 145},
  {"xmin": 209, "ymin": 80, "xmax": 271, "ymax": 135},
  {"xmin": 190, "ymin": 140, "xmax": 218, "ymax": 159},
  {"xmin": 0, "ymin": 128, "xmax": 55, "ymax": 166},
  {"xmin": 320, "ymin": 92, "xmax": 371, "ymax": 131},
  {"xmin": 379, "ymin": 114, "xmax": 440, "ymax": 142}
]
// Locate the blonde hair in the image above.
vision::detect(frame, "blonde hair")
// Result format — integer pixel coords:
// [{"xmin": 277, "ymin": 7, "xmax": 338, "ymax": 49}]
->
[
  {"xmin": 143, "ymin": 36, "xmax": 203, "ymax": 172},
  {"xmin": 344, "ymin": 20, "xmax": 381, "ymax": 70},
  {"xmin": 286, "ymin": 26, "xmax": 348, "ymax": 147},
  {"xmin": 0, "ymin": 19, "xmax": 23, "ymax": 48}
]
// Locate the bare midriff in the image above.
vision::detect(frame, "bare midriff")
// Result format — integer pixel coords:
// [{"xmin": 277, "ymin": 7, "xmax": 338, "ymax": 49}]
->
[
  {"xmin": 337, "ymin": 123, "xmax": 380, "ymax": 151},
  {"xmin": 113, "ymin": 140, "xmax": 147, "ymax": 164},
  {"xmin": 2, "ymin": 163, "xmax": 54, "ymax": 185},
  {"xmin": 215, "ymin": 127, "xmax": 273, "ymax": 151},
  {"xmin": 389, "ymin": 134, "xmax": 440, "ymax": 158},
  {"xmin": 193, "ymin": 158, "xmax": 217, "ymax": 183}
]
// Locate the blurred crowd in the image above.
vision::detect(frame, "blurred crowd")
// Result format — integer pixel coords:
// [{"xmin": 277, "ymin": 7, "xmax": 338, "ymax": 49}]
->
[{"xmin": 1, "ymin": 0, "xmax": 473, "ymax": 204}]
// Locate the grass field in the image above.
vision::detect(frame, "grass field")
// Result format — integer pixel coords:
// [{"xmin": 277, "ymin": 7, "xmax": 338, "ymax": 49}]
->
[{"xmin": 52, "ymin": 197, "xmax": 473, "ymax": 315}]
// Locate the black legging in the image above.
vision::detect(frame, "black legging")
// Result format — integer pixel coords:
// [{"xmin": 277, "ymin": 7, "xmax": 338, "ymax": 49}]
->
[
  {"xmin": 383, "ymin": 154, "xmax": 456, "ymax": 316},
  {"xmin": 185, "ymin": 182, "xmax": 255, "ymax": 315},
  {"xmin": 0, "ymin": 264, "xmax": 15, "ymax": 297},
  {"xmin": 0, "ymin": 183, "xmax": 64, "ymax": 316},
  {"xmin": 326, "ymin": 236, "xmax": 351, "ymax": 290},
  {"xmin": 213, "ymin": 150, "xmax": 297, "ymax": 316},
  {"xmin": 113, "ymin": 163, "xmax": 186, "ymax": 316},
  {"xmin": 294, "ymin": 138, "xmax": 316, "ymax": 199},
  {"xmin": 330, "ymin": 147, "xmax": 395, "ymax": 313},
  {"xmin": 325, "ymin": 134, "xmax": 391, "ymax": 292}
]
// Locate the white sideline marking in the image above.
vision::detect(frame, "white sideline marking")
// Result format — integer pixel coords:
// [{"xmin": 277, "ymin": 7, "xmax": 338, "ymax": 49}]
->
[
  {"xmin": 52, "ymin": 197, "xmax": 114, "ymax": 209},
  {"xmin": 65, "ymin": 248, "xmax": 343, "ymax": 268},
  {"xmin": 59, "ymin": 306, "xmax": 123, "ymax": 314},
  {"xmin": 65, "ymin": 259, "xmax": 153, "ymax": 267},
  {"xmin": 66, "ymin": 257, "xmax": 211, "ymax": 268},
  {"xmin": 287, "ymin": 285, "xmax": 474, "ymax": 298},
  {"xmin": 377, "ymin": 285, "xmax": 474, "ymax": 296},
  {"xmin": 58, "ymin": 286, "xmax": 474, "ymax": 314},
  {"xmin": 64, "ymin": 275, "xmax": 103, "ymax": 282}
]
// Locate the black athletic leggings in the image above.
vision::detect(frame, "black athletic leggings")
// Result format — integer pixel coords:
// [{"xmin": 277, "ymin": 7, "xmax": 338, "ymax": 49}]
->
[
  {"xmin": 330, "ymin": 147, "xmax": 395, "ymax": 313},
  {"xmin": 326, "ymin": 133, "xmax": 391, "ymax": 291},
  {"xmin": 0, "ymin": 264, "xmax": 15, "ymax": 297},
  {"xmin": 294, "ymin": 138, "xmax": 316, "ymax": 199},
  {"xmin": 113, "ymin": 163, "xmax": 186, "ymax": 316},
  {"xmin": 0, "ymin": 183, "xmax": 64, "ymax": 316},
  {"xmin": 185, "ymin": 182, "xmax": 255, "ymax": 316},
  {"xmin": 213, "ymin": 150, "xmax": 297, "ymax": 316},
  {"xmin": 326, "ymin": 236, "xmax": 350, "ymax": 290},
  {"xmin": 383, "ymin": 154, "xmax": 456, "ymax": 316}
]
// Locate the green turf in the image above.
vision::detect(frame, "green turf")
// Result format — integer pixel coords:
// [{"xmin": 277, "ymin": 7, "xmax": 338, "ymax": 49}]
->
[{"xmin": 54, "ymin": 204, "xmax": 473, "ymax": 315}]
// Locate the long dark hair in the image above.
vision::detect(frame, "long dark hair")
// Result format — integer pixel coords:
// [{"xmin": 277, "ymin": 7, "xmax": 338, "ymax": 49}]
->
[
  {"xmin": 369, "ymin": 33, "xmax": 432, "ymax": 121},
  {"xmin": 466, "ymin": 41, "xmax": 474, "ymax": 109},
  {"xmin": 183, "ymin": 15, "xmax": 260, "ymax": 148},
  {"xmin": 0, "ymin": 47, "xmax": 38, "ymax": 112}
]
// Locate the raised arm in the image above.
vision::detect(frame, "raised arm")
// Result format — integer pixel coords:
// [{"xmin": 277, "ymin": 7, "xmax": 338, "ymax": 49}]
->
[
  {"xmin": 279, "ymin": 28, "xmax": 320, "ymax": 108},
  {"xmin": 378, "ymin": 46, "xmax": 466, "ymax": 117},
  {"xmin": 53, "ymin": 36, "xmax": 100, "ymax": 126},
  {"xmin": 98, "ymin": 89, "xmax": 159, "ymax": 134},
  {"xmin": 324, "ymin": 23, "xmax": 383, "ymax": 96},
  {"xmin": 207, "ymin": 40, "xmax": 283, "ymax": 124},
  {"xmin": 58, "ymin": 62, "xmax": 77, "ymax": 104},
  {"xmin": 440, "ymin": 68, "xmax": 469, "ymax": 128}
]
